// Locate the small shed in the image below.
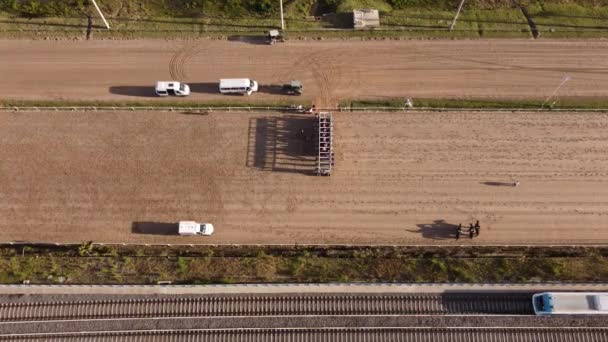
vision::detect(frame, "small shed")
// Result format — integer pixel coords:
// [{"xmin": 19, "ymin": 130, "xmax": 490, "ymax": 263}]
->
[{"xmin": 353, "ymin": 9, "xmax": 380, "ymax": 29}]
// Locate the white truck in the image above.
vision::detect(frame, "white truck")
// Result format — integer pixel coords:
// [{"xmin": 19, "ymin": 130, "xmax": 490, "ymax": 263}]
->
[
  {"xmin": 219, "ymin": 78, "xmax": 258, "ymax": 95},
  {"xmin": 155, "ymin": 81, "xmax": 190, "ymax": 96},
  {"xmin": 178, "ymin": 221, "xmax": 214, "ymax": 236},
  {"xmin": 533, "ymin": 292, "xmax": 608, "ymax": 315}
]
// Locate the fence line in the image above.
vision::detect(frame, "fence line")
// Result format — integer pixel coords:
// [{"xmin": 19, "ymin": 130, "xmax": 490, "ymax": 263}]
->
[{"xmin": 2, "ymin": 106, "xmax": 608, "ymax": 113}]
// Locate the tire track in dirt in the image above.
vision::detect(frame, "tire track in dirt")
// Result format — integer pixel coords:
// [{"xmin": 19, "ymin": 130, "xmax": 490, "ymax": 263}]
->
[
  {"xmin": 169, "ymin": 42, "xmax": 206, "ymax": 82},
  {"xmin": 277, "ymin": 49, "xmax": 361, "ymax": 108}
]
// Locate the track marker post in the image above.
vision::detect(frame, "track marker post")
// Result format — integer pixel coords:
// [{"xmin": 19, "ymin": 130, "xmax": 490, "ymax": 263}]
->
[
  {"xmin": 91, "ymin": 0, "xmax": 110, "ymax": 29},
  {"xmin": 280, "ymin": 0, "xmax": 285, "ymax": 30},
  {"xmin": 449, "ymin": 0, "xmax": 466, "ymax": 31},
  {"xmin": 541, "ymin": 75, "xmax": 571, "ymax": 109}
]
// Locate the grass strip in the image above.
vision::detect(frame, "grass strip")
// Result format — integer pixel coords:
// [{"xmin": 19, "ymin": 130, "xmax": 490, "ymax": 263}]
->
[
  {"xmin": 2, "ymin": 0, "xmax": 608, "ymax": 39},
  {"xmin": 1, "ymin": 244, "xmax": 608, "ymax": 284},
  {"xmin": 343, "ymin": 97, "xmax": 608, "ymax": 110},
  {"xmin": 2, "ymin": 8, "xmax": 605, "ymax": 40}
]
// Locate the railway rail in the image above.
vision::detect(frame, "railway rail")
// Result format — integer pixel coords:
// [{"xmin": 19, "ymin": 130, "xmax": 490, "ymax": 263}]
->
[
  {"xmin": 1, "ymin": 327, "xmax": 607, "ymax": 342},
  {"xmin": 0, "ymin": 294, "xmax": 533, "ymax": 322}
]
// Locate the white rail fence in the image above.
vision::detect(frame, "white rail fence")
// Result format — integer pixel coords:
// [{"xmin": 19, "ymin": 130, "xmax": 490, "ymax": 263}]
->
[{"xmin": 2, "ymin": 106, "xmax": 608, "ymax": 113}]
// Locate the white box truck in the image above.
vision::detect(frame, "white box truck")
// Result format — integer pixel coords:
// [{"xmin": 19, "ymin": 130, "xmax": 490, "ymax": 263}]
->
[
  {"xmin": 155, "ymin": 81, "xmax": 190, "ymax": 97},
  {"xmin": 178, "ymin": 221, "xmax": 214, "ymax": 236},
  {"xmin": 219, "ymin": 78, "xmax": 258, "ymax": 95}
]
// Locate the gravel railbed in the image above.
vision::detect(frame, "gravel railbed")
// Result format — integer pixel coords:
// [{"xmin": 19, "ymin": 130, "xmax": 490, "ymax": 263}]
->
[
  {"xmin": 1, "ymin": 316, "xmax": 608, "ymax": 335},
  {"xmin": 0, "ymin": 292, "xmax": 536, "ymax": 304}
]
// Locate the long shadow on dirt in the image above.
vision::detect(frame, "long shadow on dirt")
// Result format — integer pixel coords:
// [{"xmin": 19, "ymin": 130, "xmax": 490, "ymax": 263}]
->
[
  {"xmin": 410, "ymin": 220, "xmax": 460, "ymax": 240},
  {"xmin": 258, "ymin": 85, "xmax": 288, "ymax": 95},
  {"xmin": 189, "ymin": 82, "xmax": 219, "ymax": 94},
  {"xmin": 246, "ymin": 115, "xmax": 317, "ymax": 175},
  {"xmin": 132, "ymin": 222, "xmax": 178, "ymax": 235},
  {"xmin": 228, "ymin": 35, "xmax": 270, "ymax": 45},
  {"xmin": 481, "ymin": 181, "xmax": 516, "ymax": 187},
  {"xmin": 109, "ymin": 86, "xmax": 156, "ymax": 97}
]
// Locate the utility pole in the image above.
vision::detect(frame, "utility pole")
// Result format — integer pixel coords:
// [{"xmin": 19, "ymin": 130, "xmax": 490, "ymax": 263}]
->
[
  {"xmin": 280, "ymin": 0, "xmax": 285, "ymax": 30},
  {"xmin": 541, "ymin": 75, "xmax": 571, "ymax": 109},
  {"xmin": 91, "ymin": 0, "xmax": 110, "ymax": 29},
  {"xmin": 449, "ymin": 0, "xmax": 466, "ymax": 31}
]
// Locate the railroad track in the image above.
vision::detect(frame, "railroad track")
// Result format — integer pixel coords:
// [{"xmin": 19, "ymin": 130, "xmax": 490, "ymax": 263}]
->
[
  {"xmin": 1, "ymin": 327, "xmax": 607, "ymax": 342},
  {"xmin": 0, "ymin": 294, "xmax": 533, "ymax": 321}
]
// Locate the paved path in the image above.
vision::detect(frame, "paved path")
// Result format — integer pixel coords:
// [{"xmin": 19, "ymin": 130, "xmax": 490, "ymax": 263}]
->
[{"xmin": 2, "ymin": 283, "xmax": 608, "ymax": 295}]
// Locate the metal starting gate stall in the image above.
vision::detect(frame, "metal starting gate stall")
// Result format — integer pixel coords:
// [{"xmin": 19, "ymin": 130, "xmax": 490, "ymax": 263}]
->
[{"xmin": 315, "ymin": 112, "xmax": 334, "ymax": 176}]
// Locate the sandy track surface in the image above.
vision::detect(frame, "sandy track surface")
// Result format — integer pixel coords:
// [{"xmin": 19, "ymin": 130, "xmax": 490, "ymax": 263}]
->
[
  {"xmin": 1, "ymin": 110, "xmax": 608, "ymax": 244},
  {"xmin": 2, "ymin": 40, "xmax": 608, "ymax": 105}
]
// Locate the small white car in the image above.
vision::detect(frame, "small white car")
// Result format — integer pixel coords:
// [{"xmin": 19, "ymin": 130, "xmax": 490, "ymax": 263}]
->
[
  {"xmin": 155, "ymin": 81, "xmax": 190, "ymax": 97},
  {"xmin": 178, "ymin": 221, "xmax": 214, "ymax": 236}
]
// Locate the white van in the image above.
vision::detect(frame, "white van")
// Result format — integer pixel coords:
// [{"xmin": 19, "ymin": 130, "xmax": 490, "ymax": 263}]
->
[
  {"xmin": 219, "ymin": 78, "xmax": 258, "ymax": 95},
  {"xmin": 155, "ymin": 81, "xmax": 190, "ymax": 97},
  {"xmin": 178, "ymin": 221, "xmax": 214, "ymax": 236}
]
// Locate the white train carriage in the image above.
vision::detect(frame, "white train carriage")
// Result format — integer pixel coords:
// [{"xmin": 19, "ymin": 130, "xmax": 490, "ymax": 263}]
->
[{"xmin": 533, "ymin": 292, "xmax": 608, "ymax": 315}]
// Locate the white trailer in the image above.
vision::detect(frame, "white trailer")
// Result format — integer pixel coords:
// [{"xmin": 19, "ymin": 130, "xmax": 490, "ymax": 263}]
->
[
  {"xmin": 219, "ymin": 78, "xmax": 258, "ymax": 95},
  {"xmin": 533, "ymin": 292, "xmax": 608, "ymax": 315},
  {"xmin": 178, "ymin": 221, "xmax": 214, "ymax": 236}
]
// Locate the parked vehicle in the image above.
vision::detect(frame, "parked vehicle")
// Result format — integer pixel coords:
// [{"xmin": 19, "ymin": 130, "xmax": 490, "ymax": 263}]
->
[
  {"xmin": 282, "ymin": 80, "xmax": 303, "ymax": 95},
  {"xmin": 267, "ymin": 30, "xmax": 284, "ymax": 45},
  {"xmin": 219, "ymin": 78, "xmax": 259, "ymax": 95},
  {"xmin": 155, "ymin": 81, "xmax": 190, "ymax": 96},
  {"xmin": 178, "ymin": 221, "xmax": 214, "ymax": 236},
  {"xmin": 533, "ymin": 292, "xmax": 608, "ymax": 315}
]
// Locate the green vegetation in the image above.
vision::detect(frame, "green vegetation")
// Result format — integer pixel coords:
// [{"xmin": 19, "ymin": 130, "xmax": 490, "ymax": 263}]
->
[
  {"xmin": 528, "ymin": 2, "xmax": 608, "ymax": 38},
  {"xmin": 0, "ymin": 0, "xmax": 606, "ymax": 39},
  {"xmin": 1, "ymin": 245, "xmax": 607, "ymax": 284},
  {"xmin": 343, "ymin": 97, "xmax": 608, "ymax": 110}
]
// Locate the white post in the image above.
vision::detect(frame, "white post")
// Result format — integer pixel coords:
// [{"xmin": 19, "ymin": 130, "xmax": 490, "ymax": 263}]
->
[
  {"xmin": 449, "ymin": 0, "xmax": 466, "ymax": 31},
  {"xmin": 541, "ymin": 75, "xmax": 571, "ymax": 108},
  {"xmin": 280, "ymin": 0, "xmax": 285, "ymax": 30},
  {"xmin": 91, "ymin": 0, "xmax": 110, "ymax": 29}
]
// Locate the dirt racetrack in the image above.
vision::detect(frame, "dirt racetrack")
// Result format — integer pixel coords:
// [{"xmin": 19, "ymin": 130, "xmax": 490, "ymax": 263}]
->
[
  {"xmin": 2, "ymin": 39, "xmax": 608, "ymax": 105},
  {"xmin": 1, "ymin": 110, "xmax": 608, "ymax": 244}
]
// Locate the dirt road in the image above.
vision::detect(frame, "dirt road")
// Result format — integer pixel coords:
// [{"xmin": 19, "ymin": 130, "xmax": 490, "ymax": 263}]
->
[
  {"xmin": 2, "ymin": 40, "xmax": 608, "ymax": 105},
  {"xmin": 1, "ymin": 110, "xmax": 607, "ymax": 244}
]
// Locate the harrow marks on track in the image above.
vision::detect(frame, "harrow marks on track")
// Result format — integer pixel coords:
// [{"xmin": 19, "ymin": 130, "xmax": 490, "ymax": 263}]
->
[{"xmin": 0, "ymin": 294, "xmax": 533, "ymax": 322}]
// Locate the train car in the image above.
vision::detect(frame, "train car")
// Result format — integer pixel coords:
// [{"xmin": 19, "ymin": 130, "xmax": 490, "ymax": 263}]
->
[{"xmin": 533, "ymin": 292, "xmax": 608, "ymax": 315}]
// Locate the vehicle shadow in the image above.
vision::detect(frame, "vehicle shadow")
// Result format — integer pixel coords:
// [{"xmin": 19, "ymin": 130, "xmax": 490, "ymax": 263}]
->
[
  {"xmin": 246, "ymin": 115, "xmax": 317, "ymax": 175},
  {"xmin": 227, "ymin": 35, "xmax": 270, "ymax": 45},
  {"xmin": 109, "ymin": 86, "xmax": 156, "ymax": 97},
  {"xmin": 441, "ymin": 292, "xmax": 536, "ymax": 314},
  {"xmin": 481, "ymin": 181, "xmax": 515, "ymax": 187},
  {"xmin": 189, "ymin": 82, "xmax": 219, "ymax": 94},
  {"xmin": 409, "ymin": 220, "xmax": 460, "ymax": 240},
  {"xmin": 258, "ymin": 84, "xmax": 287, "ymax": 95},
  {"xmin": 132, "ymin": 222, "xmax": 178, "ymax": 235}
]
